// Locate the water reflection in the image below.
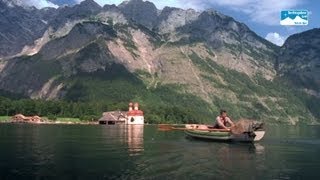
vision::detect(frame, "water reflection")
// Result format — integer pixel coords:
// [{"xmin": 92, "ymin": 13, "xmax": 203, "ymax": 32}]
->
[
  {"xmin": 214, "ymin": 143, "xmax": 266, "ymax": 167},
  {"xmin": 1, "ymin": 124, "xmax": 320, "ymax": 179},
  {"xmin": 173, "ymin": 140, "xmax": 267, "ymax": 179},
  {"xmin": 101, "ymin": 125, "xmax": 145, "ymax": 156},
  {"xmin": 1, "ymin": 125, "xmax": 56, "ymax": 178},
  {"xmin": 127, "ymin": 125, "xmax": 144, "ymax": 156},
  {"xmin": 253, "ymin": 143, "xmax": 265, "ymax": 154}
]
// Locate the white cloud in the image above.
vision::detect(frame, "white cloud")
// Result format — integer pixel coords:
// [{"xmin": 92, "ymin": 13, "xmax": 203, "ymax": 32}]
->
[
  {"xmin": 149, "ymin": 0, "xmax": 203, "ymax": 10},
  {"xmin": 4, "ymin": 0, "xmax": 58, "ymax": 8},
  {"xmin": 27, "ymin": 0, "xmax": 58, "ymax": 9},
  {"xmin": 144, "ymin": 0, "xmax": 302, "ymax": 25},
  {"xmin": 95, "ymin": 0, "xmax": 123, "ymax": 6},
  {"xmin": 265, "ymin": 32, "xmax": 286, "ymax": 46},
  {"xmin": 183, "ymin": 0, "xmax": 301, "ymax": 25}
]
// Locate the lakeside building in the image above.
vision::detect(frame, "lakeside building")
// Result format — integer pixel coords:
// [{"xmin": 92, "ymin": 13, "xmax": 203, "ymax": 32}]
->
[
  {"xmin": 11, "ymin": 114, "xmax": 43, "ymax": 123},
  {"xmin": 98, "ymin": 102, "xmax": 144, "ymax": 125}
]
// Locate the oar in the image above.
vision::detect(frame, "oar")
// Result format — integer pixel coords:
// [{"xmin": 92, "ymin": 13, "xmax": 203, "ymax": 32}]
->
[
  {"xmin": 157, "ymin": 124, "xmax": 230, "ymax": 132},
  {"xmin": 157, "ymin": 124, "xmax": 174, "ymax": 131},
  {"xmin": 157, "ymin": 124, "xmax": 183, "ymax": 131}
]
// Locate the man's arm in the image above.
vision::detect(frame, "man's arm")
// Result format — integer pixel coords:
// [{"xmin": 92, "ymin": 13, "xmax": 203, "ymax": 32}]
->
[{"xmin": 226, "ymin": 117, "xmax": 235, "ymax": 127}]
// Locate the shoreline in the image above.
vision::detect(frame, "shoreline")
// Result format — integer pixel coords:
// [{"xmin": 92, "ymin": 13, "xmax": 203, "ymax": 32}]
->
[
  {"xmin": 0, "ymin": 120, "xmax": 98, "ymax": 125},
  {"xmin": 0, "ymin": 121, "xmax": 318, "ymax": 126}
]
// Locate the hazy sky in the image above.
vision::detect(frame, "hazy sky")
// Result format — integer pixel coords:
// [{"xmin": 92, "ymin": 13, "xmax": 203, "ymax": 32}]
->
[{"xmin": 22, "ymin": 0, "xmax": 320, "ymax": 46}]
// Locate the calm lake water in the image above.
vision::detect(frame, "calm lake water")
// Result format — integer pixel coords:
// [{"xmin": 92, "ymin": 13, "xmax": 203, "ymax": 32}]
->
[{"xmin": 0, "ymin": 124, "xmax": 319, "ymax": 180}]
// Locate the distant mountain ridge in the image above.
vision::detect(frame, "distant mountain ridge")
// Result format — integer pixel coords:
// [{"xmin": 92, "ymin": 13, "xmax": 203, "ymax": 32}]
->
[
  {"xmin": 0, "ymin": 0, "xmax": 319, "ymax": 124},
  {"xmin": 277, "ymin": 28, "xmax": 320, "ymax": 95}
]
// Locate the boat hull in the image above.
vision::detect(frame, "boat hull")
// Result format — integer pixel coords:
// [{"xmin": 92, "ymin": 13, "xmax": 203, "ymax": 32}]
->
[{"xmin": 185, "ymin": 130, "xmax": 265, "ymax": 142}]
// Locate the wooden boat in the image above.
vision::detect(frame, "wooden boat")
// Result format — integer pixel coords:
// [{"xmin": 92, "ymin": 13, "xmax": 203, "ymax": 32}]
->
[
  {"xmin": 185, "ymin": 129, "xmax": 265, "ymax": 142},
  {"xmin": 158, "ymin": 121, "xmax": 265, "ymax": 142}
]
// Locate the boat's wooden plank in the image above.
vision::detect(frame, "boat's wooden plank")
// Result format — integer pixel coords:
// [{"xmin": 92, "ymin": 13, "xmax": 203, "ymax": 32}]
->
[
  {"xmin": 158, "ymin": 124, "xmax": 231, "ymax": 132},
  {"xmin": 185, "ymin": 130, "xmax": 230, "ymax": 136},
  {"xmin": 172, "ymin": 127, "xmax": 230, "ymax": 131},
  {"xmin": 185, "ymin": 131, "xmax": 231, "ymax": 140}
]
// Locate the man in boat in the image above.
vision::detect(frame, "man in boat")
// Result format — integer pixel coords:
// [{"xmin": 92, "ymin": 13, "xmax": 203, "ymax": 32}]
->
[{"xmin": 213, "ymin": 110, "xmax": 235, "ymax": 130}]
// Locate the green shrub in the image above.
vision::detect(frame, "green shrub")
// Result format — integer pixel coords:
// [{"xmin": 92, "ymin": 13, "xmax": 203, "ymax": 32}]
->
[{"xmin": 47, "ymin": 114, "xmax": 57, "ymax": 121}]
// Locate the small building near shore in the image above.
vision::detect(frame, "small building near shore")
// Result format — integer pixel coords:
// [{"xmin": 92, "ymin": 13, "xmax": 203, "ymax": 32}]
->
[
  {"xmin": 98, "ymin": 102, "xmax": 144, "ymax": 125},
  {"xmin": 11, "ymin": 114, "xmax": 43, "ymax": 123},
  {"xmin": 98, "ymin": 111, "xmax": 127, "ymax": 125}
]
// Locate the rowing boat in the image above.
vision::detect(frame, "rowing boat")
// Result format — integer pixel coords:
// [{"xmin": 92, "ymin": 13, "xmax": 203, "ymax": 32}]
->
[
  {"xmin": 185, "ymin": 129, "xmax": 265, "ymax": 142},
  {"xmin": 158, "ymin": 120, "xmax": 265, "ymax": 142}
]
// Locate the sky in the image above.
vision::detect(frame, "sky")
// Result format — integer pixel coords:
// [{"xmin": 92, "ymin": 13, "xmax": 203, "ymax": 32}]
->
[{"xmin": 21, "ymin": 0, "xmax": 320, "ymax": 46}]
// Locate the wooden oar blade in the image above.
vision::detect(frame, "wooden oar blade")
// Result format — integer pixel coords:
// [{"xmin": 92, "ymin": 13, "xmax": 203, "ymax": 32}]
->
[{"xmin": 157, "ymin": 124, "xmax": 174, "ymax": 131}]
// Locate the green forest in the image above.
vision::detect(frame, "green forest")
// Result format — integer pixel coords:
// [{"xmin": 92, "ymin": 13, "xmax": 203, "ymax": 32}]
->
[
  {"xmin": 0, "ymin": 91, "xmax": 212, "ymax": 124},
  {"xmin": 0, "ymin": 59, "xmax": 319, "ymax": 124},
  {"xmin": 0, "ymin": 53, "xmax": 319, "ymax": 124},
  {"xmin": 0, "ymin": 60, "xmax": 212, "ymax": 124}
]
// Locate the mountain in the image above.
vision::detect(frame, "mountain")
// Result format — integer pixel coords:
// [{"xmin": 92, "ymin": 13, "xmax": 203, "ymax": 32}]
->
[
  {"xmin": 118, "ymin": 0, "xmax": 158, "ymax": 29},
  {"xmin": 276, "ymin": 28, "xmax": 320, "ymax": 119},
  {"xmin": 278, "ymin": 28, "xmax": 320, "ymax": 96},
  {"xmin": 0, "ymin": 0, "xmax": 319, "ymax": 124},
  {"xmin": 0, "ymin": 0, "xmax": 50, "ymax": 58}
]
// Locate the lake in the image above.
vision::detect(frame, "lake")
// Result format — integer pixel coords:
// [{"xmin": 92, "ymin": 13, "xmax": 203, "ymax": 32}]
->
[{"xmin": 0, "ymin": 124, "xmax": 319, "ymax": 179}]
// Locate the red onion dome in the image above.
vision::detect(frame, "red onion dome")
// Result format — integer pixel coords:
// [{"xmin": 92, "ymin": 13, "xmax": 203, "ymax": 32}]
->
[{"xmin": 127, "ymin": 110, "xmax": 144, "ymax": 116}]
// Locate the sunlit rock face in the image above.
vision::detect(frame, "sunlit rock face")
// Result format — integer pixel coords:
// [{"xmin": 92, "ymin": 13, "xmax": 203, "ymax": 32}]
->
[{"xmin": 0, "ymin": 0, "xmax": 319, "ymax": 124}]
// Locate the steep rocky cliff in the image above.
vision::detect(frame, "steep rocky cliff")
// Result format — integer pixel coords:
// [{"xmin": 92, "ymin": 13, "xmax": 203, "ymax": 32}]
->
[
  {"xmin": 0, "ymin": 1, "xmax": 49, "ymax": 58},
  {"xmin": 278, "ymin": 28, "xmax": 320, "ymax": 97},
  {"xmin": 0, "ymin": 0, "xmax": 318, "ymax": 124}
]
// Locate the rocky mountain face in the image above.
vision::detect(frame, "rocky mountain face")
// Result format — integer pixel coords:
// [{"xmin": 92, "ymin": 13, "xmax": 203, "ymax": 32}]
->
[
  {"xmin": 277, "ymin": 28, "xmax": 320, "ymax": 97},
  {"xmin": 0, "ymin": 0, "xmax": 102, "ymax": 58},
  {"xmin": 0, "ymin": 0, "xmax": 319, "ymax": 124},
  {"xmin": 0, "ymin": 1, "xmax": 49, "ymax": 58},
  {"xmin": 118, "ymin": 0, "xmax": 158, "ymax": 29}
]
